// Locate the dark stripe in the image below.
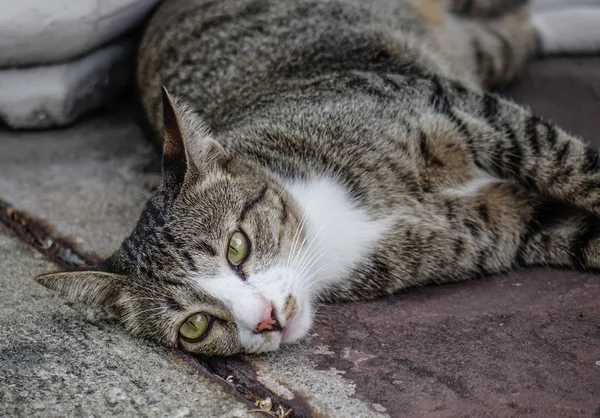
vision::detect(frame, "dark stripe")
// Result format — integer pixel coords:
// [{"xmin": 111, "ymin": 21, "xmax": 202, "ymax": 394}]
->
[
  {"xmin": 525, "ymin": 116, "xmax": 541, "ymax": 155},
  {"xmin": 556, "ymin": 141, "xmax": 571, "ymax": 166},
  {"xmin": 475, "ymin": 250, "xmax": 488, "ymax": 274},
  {"xmin": 163, "ymin": 228, "xmax": 183, "ymax": 249},
  {"xmin": 181, "ymin": 250, "xmax": 197, "ymax": 271},
  {"xmin": 161, "ymin": 155, "xmax": 187, "ymax": 196},
  {"xmin": 419, "ymin": 131, "xmax": 444, "ymax": 167},
  {"xmin": 463, "ymin": 218, "xmax": 480, "ymax": 237},
  {"xmin": 273, "ymin": 29, "xmax": 428, "ymax": 80},
  {"xmin": 429, "ymin": 76, "xmax": 451, "ymax": 114},
  {"xmin": 581, "ymin": 179, "xmax": 600, "ymax": 197},
  {"xmin": 164, "ymin": 296, "xmax": 184, "ymax": 312},
  {"xmin": 445, "ymin": 199, "xmax": 456, "ymax": 221},
  {"xmin": 515, "ymin": 200, "xmax": 566, "ymax": 267},
  {"xmin": 278, "ymin": 194, "xmax": 288, "ymax": 224},
  {"xmin": 120, "ymin": 240, "xmax": 137, "ymax": 263},
  {"xmin": 453, "ymin": 236, "xmax": 466, "ymax": 255},
  {"xmin": 344, "ymin": 74, "xmax": 392, "ymax": 100},
  {"xmin": 196, "ymin": 240, "xmax": 217, "ymax": 257},
  {"xmin": 450, "ymin": 80, "xmax": 468, "ymax": 97},
  {"xmin": 570, "ymin": 214, "xmax": 600, "ymax": 270},
  {"xmin": 478, "ymin": 203, "xmax": 490, "ymax": 223},
  {"xmin": 503, "ymin": 124, "xmax": 523, "ymax": 177},
  {"xmin": 482, "ymin": 94, "xmax": 500, "ymax": 126},
  {"xmin": 583, "ymin": 147, "xmax": 600, "ymax": 172},
  {"xmin": 491, "ymin": 141, "xmax": 505, "ymax": 177},
  {"xmin": 143, "ymin": 199, "xmax": 165, "ymax": 226},
  {"xmin": 542, "ymin": 121, "xmax": 558, "ymax": 147},
  {"xmin": 241, "ymin": 184, "xmax": 269, "ymax": 220}
]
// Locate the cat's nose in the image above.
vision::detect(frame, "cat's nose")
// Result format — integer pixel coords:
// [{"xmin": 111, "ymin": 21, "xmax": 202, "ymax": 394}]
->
[{"xmin": 253, "ymin": 304, "xmax": 282, "ymax": 333}]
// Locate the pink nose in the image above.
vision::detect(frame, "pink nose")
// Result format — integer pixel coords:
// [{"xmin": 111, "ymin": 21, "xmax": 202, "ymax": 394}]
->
[{"xmin": 254, "ymin": 304, "xmax": 282, "ymax": 333}]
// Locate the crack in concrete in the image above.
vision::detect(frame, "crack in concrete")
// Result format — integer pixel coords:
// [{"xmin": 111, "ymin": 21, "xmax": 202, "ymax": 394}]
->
[
  {"xmin": 0, "ymin": 199, "xmax": 100, "ymax": 269},
  {"xmin": 0, "ymin": 197, "xmax": 316, "ymax": 417}
]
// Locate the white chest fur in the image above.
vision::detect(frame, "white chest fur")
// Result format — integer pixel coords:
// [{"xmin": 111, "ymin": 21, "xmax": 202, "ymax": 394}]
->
[{"xmin": 285, "ymin": 177, "xmax": 391, "ymax": 293}]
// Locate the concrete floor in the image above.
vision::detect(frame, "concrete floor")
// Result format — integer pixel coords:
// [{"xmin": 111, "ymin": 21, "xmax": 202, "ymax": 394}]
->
[{"xmin": 1, "ymin": 56, "xmax": 599, "ymax": 417}]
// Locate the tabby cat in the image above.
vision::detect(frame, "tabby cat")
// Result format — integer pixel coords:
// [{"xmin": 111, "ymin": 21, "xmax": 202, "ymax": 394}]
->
[{"xmin": 38, "ymin": 0, "xmax": 600, "ymax": 356}]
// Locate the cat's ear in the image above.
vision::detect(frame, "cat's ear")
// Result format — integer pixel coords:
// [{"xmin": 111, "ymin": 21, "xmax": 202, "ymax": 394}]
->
[
  {"xmin": 161, "ymin": 87, "xmax": 228, "ymax": 189},
  {"xmin": 36, "ymin": 270, "xmax": 126, "ymax": 308}
]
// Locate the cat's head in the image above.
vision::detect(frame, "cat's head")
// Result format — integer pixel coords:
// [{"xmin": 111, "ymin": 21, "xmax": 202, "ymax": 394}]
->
[{"xmin": 36, "ymin": 89, "xmax": 315, "ymax": 356}]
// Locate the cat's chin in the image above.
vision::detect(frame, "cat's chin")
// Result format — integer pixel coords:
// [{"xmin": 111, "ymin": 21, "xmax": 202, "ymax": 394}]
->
[{"xmin": 280, "ymin": 300, "xmax": 313, "ymax": 345}]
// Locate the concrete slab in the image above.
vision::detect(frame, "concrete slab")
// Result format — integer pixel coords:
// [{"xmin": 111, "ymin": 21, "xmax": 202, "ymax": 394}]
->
[
  {"xmin": 0, "ymin": 224, "xmax": 251, "ymax": 418},
  {"xmin": 0, "ymin": 102, "xmax": 157, "ymax": 259},
  {"xmin": 0, "ymin": 39, "xmax": 135, "ymax": 129},
  {"xmin": 307, "ymin": 271, "xmax": 600, "ymax": 416},
  {"xmin": 0, "ymin": 0, "xmax": 160, "ymax": 66}
]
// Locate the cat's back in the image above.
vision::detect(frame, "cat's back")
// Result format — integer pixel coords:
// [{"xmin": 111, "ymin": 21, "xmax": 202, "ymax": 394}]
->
[{"xmin": 137, "ymin": 0, "xmax": 429, "ymax": 139}]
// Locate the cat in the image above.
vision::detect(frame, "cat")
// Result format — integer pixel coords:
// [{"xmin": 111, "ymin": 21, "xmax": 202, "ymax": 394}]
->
[{"xmin": 37, "ymin": 0, "xmax": 600, "ymax": 356}]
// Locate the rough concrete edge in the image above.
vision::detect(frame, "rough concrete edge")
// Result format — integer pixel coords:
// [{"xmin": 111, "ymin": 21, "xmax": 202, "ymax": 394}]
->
[
  {"xmin": 0, "ymin": 196, "xmax": 317, "ymax": 418},
  {"xmin": 0, "ymin": 38, "xmax": 135, "ymax": 129}
]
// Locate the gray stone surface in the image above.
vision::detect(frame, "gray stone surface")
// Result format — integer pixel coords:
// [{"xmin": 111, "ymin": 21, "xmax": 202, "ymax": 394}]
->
[
  {"xmin": 0, "ymin": 224, "xmax": 251, "ymax": 418},
  {"xmin": 0, "ymin": 104, "xmax": 156, "ymax": 259},
  {"xmin": 0, "ymin": 0, "xmax": 161, "ymax": 66},
  {"xmin": 0, "ymin": 39, "xmax": 135, "ymax": 129}
]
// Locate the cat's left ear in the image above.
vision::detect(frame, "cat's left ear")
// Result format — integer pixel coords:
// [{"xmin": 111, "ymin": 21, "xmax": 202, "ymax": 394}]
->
[
  {"xmin": 161, "ymin": 87, "xmax": 228, "ymax": 190},
  {"xmin": 36, "ymin": 271, "xmax": 126, "ymax": 309}
]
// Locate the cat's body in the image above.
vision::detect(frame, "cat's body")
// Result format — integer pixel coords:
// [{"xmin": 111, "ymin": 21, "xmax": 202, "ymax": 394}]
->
[{"xmin": 38, "ymin": 0, "xmax": 600, "ymax": 356}]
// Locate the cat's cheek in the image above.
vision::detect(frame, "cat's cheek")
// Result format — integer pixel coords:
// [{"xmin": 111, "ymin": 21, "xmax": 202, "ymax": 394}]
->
[{"xmin": 281, "ymin": 298, "xmax": 313, "ymax": 344}]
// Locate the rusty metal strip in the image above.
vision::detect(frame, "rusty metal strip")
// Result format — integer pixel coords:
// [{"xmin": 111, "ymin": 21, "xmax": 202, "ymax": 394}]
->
[
  {"xmin": 0, "ymin": 199, "xmax": 100, "ymax": 269},
  {"xmin": 198, "ymin": 355, "xmax": 315, "ymax": 417},
  {"xmin": 0, "ymin": 197, "xmax": 315, "ymax": 417}
]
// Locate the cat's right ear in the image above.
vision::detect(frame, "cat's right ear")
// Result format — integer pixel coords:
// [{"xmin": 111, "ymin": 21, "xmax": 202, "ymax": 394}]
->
[
  {"xmin": 161, "ymin": 87, "xmax": 190, "ymax": 192},
  {"xmin": 36, "ymin": 270, "xmax": 126, "ymax": 309},
  {"xmin": 161, "ymin": 87, "xmax": 229, "ymax": 192}
]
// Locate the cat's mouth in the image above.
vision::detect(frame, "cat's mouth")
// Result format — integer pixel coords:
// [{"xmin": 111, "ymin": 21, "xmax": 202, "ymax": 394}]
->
[{"xmin": 255, "ymin": 302, "xmax": 304, "ymax": 344}]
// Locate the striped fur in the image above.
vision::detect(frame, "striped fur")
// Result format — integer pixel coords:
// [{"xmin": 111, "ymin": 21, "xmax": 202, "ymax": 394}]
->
[{"xmin": 37, "ymin": 0, "xmax": 600, "ymax": 356}]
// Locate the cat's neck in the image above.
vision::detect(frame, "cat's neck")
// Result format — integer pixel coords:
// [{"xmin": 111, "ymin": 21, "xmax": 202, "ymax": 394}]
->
[{"xmin": 285, "ymin": 177, "xmax": 391, "ymax": 296}]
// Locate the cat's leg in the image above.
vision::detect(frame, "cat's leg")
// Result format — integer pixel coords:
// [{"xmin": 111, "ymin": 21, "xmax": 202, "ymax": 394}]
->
[
  {"xmin": 431, "ymin": 9, "xmax": 538, "ymax": 89},
  {"xmin": 421, "ymin": 75, "xmax": 600, "ymax": 218},
  {"xmin": 432, "ymin": 3, "xmax": 600, "ymax": 88},
  {"xmin": 339, "ymin": 182, "xmax": 598, "ymax": 299},
  {"xmin": 514, "ymin": 199, "xmax": 600, "ymax": 269}
]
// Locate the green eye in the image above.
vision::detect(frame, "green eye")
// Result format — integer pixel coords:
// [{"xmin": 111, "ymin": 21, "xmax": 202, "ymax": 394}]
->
[
  {"xmin": 179, "ymin": 313, "xmax": 211, "ymax": 341},
  {"xmin": 227, "ymin": 230, "xmax": 249, "ymax": 265}
]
